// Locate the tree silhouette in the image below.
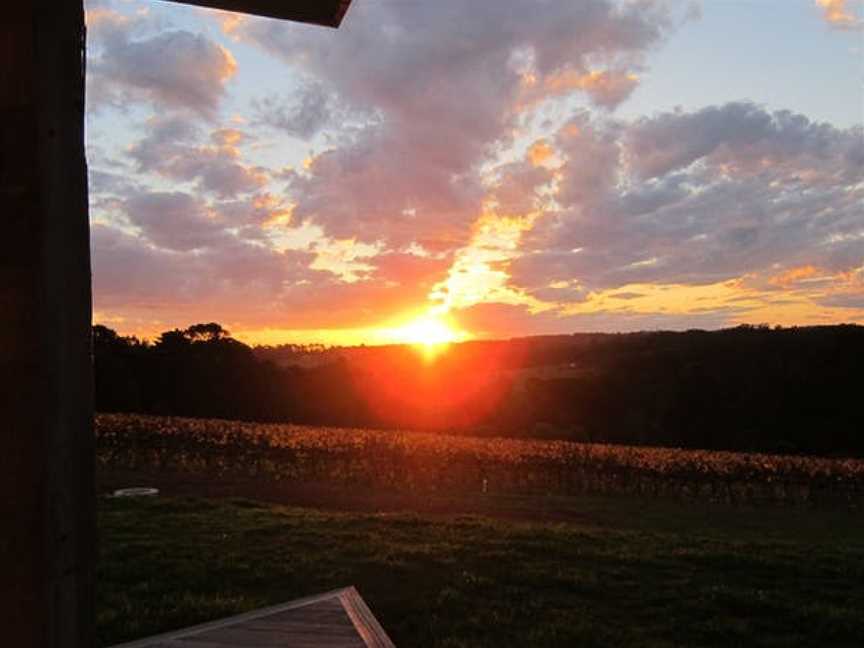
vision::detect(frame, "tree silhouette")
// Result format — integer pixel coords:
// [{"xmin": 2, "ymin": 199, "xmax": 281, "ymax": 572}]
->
[
  {"xmin": 92, "ymin": 322, "xmax": 864, "ymax": 458},
  {"xmin": 184, "ymin": 322, "xmax": 229, "ymax": 342}
]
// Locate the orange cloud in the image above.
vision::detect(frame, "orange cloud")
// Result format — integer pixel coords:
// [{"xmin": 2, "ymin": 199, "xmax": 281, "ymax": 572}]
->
[
  {"xmin": 218, "ymin": 45, "xmax": 238, "ymax": 82},
  {"xmin": 550, "ymin": 267, "xmax": 864, "ymax": 330},
  {"xmin": 257, "ymin": 193, "xmax": 294, "ymax": 228},
  {"xmin": 768, "ymin": 265, "xmax": 824, "ymax": 288},
  {"xmin": 561, "ymin": 280, "xmax": 756, "ymax": 317},
  {"xmin": 815, "ymin": 0, "xmax": 863, "ymax": 29},
  {"xmin": 520, "ymin": 68, "xmax": 640, "ymax": 110},
  {"xmin": 211, "ymin": 128, "xmax": 245, "ymax": 148},
  {"xmin": 211, "ymin": 9, "xmax": 248, "ymax": 39},
  {"xmin": 85, "ymin": 7, "xmax": 128, "ymax": 28},
  {"xmin": 527, "ymin": 139, "xmax": 555, "ymax": 167}
]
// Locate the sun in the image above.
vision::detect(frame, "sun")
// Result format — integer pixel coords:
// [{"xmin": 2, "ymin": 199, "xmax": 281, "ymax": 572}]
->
[
  {"xmin": 382, "ymin": 311, "xmax": 469, "ymax": 353},
  {"xmin": 395, "ymin": 316, "xmax": 460, "ymax": 346}
]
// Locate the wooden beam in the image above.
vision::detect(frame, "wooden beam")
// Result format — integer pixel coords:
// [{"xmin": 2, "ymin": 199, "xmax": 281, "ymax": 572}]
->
[
  {"xmin": 159, "ymin": 0, "xmax": 352, "ymax": 27},
  {"xmin": 0, "ymin": 1, "xmax": 95, "ymax": 646}
]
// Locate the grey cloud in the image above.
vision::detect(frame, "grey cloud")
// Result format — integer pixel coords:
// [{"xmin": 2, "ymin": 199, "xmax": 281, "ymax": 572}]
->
[
  {"xmin": 615, "ymin": 173, "xmax": 690, "ymax": 217},
  {"xmin": 128, "ymin": 116, "xmax": 200, "ymax": 169},
  {"xmin": 128, "ymin": 117, "xmax": 267, "ymax": 199},
  {"xmin": 555, "ymin": 112, "xmax": 622, "ymax": 209},
  {"xmin": 92, "ymin": 223, "xmax": 319, "ymax": 317},
  {"xmin": 88, "ymin": 26, "xmax": 236, "ymax": 117},
  {"xmin": 233, "ymin": 0, "xmax": 675, "ymax": 247},
  {"xmin": 285, "ymin": 129, "xmax": 484, "ymax": 249},
  {"xmin": 817, "ymin": 294, "xmax": 864, "ymax": 309},
  {"xmin": 123, "ymin": 191, "xmax": 226, "ymax": 251},
  {"xmin": 489, "ymin": 161, "xmax": 554, "ymax": 215},
  {"xmin": 252, "ymin": 83, "xmax": 336, "ymax": 140},
  {"xmin": 513, "ymin": 103, "xmax": 864, "ymax": 295},
  {"xmin": 214, "ymin": 194, "xmax": 289, "ymax": 228},
  {"xmin": 192, "ymin": 160, "xmax": 267, "ymax": 199},
  {"xmin": 625, "ymin": 102, "xmax": 864, "ymax": 181}
]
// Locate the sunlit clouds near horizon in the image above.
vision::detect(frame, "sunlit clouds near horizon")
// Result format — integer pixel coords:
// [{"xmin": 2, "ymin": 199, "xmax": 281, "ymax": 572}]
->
[{"xmin": 85, "ymin": 0, "xmax": 864, "ymax": 346}]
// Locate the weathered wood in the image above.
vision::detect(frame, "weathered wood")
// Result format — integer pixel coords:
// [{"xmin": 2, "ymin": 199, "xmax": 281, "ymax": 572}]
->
[
  {"xmin": 339, "ymin": 587, "xmax": 395, "ymax": 648},
  {"xmin": 160, "ymin": 0, "xmax": 352, "ymax": 27},
  {"xmin": 110, "ymin": 588, "xmax": 395, "ymax": 648},
  {"xmin": 0, "ymin": 1, "xmax": 94, "ymax": 647}
]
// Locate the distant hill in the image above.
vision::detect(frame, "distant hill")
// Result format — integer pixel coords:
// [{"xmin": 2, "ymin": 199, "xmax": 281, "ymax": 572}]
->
[{"xmin": 95, "ymin": 323, "xmax": 864, "ymax": 457}]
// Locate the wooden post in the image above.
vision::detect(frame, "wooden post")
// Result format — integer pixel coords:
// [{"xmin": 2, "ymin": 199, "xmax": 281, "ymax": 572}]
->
[
  {"xmin": 0, "ymin": 1, "xmax": 95, "ymax": 646},
  {"xmin": 0, "ymin": 2, "xmax": 347, "ymax": 646}
]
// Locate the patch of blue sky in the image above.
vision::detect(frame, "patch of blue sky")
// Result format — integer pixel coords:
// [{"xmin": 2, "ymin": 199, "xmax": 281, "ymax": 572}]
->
[{"xmin": 619, "ymin": 0, "xmax": 862, "ymax": 128}]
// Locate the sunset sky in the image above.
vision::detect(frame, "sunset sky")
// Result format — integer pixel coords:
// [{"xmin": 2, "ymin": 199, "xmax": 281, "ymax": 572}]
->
[{"xmin": 85, "ymin": 0, "xmax": 864, "ymax": 346}]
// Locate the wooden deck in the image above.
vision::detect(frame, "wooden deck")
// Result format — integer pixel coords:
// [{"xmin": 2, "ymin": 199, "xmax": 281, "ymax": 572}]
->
[{"xmin": 110, "ymin": 587, "xmax": 395, "ymax": 648}]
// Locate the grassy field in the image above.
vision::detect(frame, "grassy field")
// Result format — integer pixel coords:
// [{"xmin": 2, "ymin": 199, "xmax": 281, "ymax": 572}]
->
[{"xmin": 98, "ymin": 493, "xmax": 864, "ymax": 648}]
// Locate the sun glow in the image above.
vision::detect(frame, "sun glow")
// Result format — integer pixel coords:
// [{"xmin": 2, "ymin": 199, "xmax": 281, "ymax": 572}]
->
[
  {"xmin": 380, "ymin": 311, "xmax": 469, "ymax": 355},
  {"xmin": 428, "ymin": 209, "xmax": 550, "ymax": 316}
]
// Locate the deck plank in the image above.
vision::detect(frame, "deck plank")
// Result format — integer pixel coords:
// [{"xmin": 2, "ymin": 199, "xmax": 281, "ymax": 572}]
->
[{"xmin": 110, "ymin": 587, "xmax": 394, "ymax": 648}]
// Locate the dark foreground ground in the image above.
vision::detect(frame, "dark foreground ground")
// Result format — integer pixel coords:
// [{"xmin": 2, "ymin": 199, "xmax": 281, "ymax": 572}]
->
[{"xmin": 98, "ymin": 483, "xmax": 864, "ymax": 648}]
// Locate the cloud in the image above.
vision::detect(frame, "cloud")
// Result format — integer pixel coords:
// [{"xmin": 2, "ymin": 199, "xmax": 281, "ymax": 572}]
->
[
  {"xmin": 88, "ymin": 14, "xmax": 237, "ymax": 117},
  {"xmin": 456, "ymin": 300, "xmax": 745, "ymax": 338},
  {"xmin": 283, "ymin": 133, "xmax": 484, "ymax": 250},
  {"xmin": 527, "ymin": 139, "xmax": 555, "ymax": 167},
  {"xmin": 252, "ymin": 82, "xmax": 339, "ymax": 140},
  {"xmin": 624, "ymin": 102, "xmax": 862, "ymax": 181},
  {"xmin": 815, "ymin": 0, "xmax": 863, "ymax": 30},
  {"xmin": 509, "ymin": 102, "xmax": 863, "ymax": 322},
  {"xmin": 123, "ymin": 191, "xmax": 227, "ymax": 251},
  {"xmin": 87, "ymin": 1, "xmax": 863, "ymax": 341},
  {"xmin": 488, "ymin": 159, "xmax": 555, "ymax": 216},
  {"xmin": 768, "ymin": 265, "xmax": 824, "ymax": 288},
  {"xmin": 519, "ymin": 69, "xmax": 640, "ymax": 111},
  {"xmin": 91, "ymin": 222, "xmax": 320, "ymax": 324},
  {"xmin": 128, "ymin": 116, "xmax": 268, "ymax": 198},
  {"xmin": 429, "ymin": 211, "xmax": 549, "ymax": 316},
  {"xmin": 229, "ymin": 0, "xmax": 675, "ymax": 248},
  {"xmin": 457, "ymin": 303, "xmax": 567, "ymax": 338},
  {"xmin": 366, "ymin": 252, "xmax": 452, "ymax": 287},
  {"xmin": 818, "ymin": 293, "xmax": 864, "ymax": 309},
  {"xmin": 215, "ymin": 192, "xmax": 294, "ymax": 230},
  {"xmin": 91, "ymin": 189, "xmax": 456, "ymax": 337},
  {"xmin": 554, "ymin": 111, "xmax": 622, "ymax": 209}
]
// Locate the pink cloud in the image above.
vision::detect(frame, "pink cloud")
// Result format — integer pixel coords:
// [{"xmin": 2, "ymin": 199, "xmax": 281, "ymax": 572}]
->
[{"xmin": 231, "ymin": 0, "xmax": 674, "ymax": 248}]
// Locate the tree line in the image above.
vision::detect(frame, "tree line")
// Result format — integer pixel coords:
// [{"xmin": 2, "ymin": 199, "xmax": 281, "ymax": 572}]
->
[{"xmin": 93, "ymin": 323, "xmax": 864, "ymax": 457}]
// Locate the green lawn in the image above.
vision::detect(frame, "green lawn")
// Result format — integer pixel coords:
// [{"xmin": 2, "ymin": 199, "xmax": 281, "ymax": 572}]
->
[{"xmin": 98, "ymin": 495, "xmax": 864, "ymax": 647}]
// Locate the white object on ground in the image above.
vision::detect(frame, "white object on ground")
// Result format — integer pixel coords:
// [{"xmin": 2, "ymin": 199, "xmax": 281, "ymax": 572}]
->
[{"xmin": 112, "ymin": 487, "xmax": 159, "ymax": 498}]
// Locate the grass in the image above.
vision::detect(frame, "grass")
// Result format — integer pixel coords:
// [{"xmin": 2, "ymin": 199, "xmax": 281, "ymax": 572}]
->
[{"xmin": 98, "ymin": 494, "xmax": 864, "ymax": 647}]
